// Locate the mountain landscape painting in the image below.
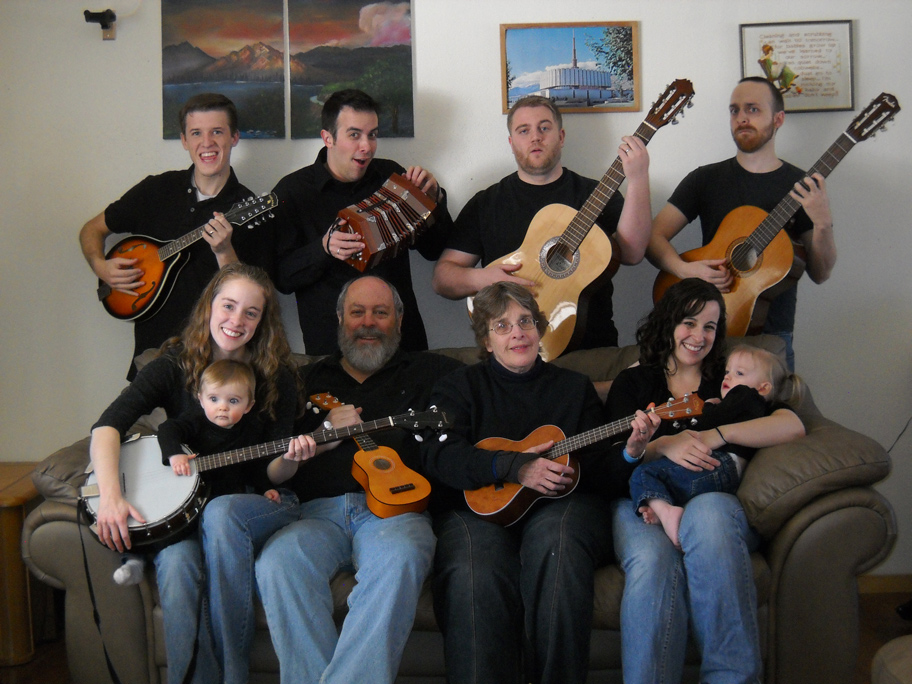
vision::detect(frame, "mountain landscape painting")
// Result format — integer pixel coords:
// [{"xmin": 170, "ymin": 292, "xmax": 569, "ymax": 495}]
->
[
  {"xmin": 162, "ymin": 0, "xmax": 285, "ymax": 139},
  {"xmin": 288, "ymin": 1, "xmax": 414, "ymax": 139}
]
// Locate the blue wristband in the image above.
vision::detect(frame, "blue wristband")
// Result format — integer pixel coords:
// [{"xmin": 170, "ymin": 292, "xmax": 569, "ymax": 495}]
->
[{"xmin": 623, "ymin": 447, "xmax": 645, "ymax": 463}]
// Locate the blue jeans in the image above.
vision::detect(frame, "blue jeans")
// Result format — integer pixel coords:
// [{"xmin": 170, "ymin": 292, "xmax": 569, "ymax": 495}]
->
[
  {"xmin": 766, "ymin": 330, "xmax": 795, "ymax": 371},
  {"xmin": 153, "ymin": 533, "xmax": 218, "ymax": 684},
  {"xmin": 255, "ymin": 492, "xmax": 436, "ymax": 684},
  {"xmin": 432, "ymin": 493, "xmax": 612, "ymax": 684},
  {"xmin": 200, "ymin": 491, "xmax": 301, "ymax": 684},
  {"xmin": 612, "ymin": 493, "xmax": 762, "ymax": 684},
  {"xmin": 629, "ymin": 451, "xmax": 740, "ymax": 513}
]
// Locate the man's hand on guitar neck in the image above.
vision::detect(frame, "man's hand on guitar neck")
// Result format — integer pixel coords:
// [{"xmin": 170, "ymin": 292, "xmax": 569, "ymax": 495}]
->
[{"xmin": 201, "ymin": 212, "xmax": 239, "ymax": 268}]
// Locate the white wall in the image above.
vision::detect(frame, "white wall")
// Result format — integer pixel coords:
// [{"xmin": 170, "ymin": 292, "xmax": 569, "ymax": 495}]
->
[{"xmin": 2, "ymin": 0, "xmax": 909, "ymax": 573}]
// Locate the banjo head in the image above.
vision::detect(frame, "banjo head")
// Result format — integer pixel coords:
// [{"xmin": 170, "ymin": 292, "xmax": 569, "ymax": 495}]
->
[{"xmin": 82, "ymin": 435, "xmax": 207, "ymax": 550}]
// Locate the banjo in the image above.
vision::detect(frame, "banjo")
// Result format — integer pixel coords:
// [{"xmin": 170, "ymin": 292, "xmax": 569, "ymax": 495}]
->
[{"xmin": 80, "ymin": 406, "xmax": 450, "ymax": 551}]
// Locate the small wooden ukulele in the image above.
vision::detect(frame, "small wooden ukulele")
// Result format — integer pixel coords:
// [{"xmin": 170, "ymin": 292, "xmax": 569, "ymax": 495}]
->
[
  {"xmin": 309, "ymin": 393, "xmax": 443, "ymax": 518},
  {"xmin": 465, "ymin": 394, "xmax": 704, "ymax": 526}
]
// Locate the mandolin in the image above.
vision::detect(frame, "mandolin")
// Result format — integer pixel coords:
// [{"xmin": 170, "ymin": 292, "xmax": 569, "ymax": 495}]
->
[
  {"xmin": 99, "ymin": 192, "xmax": 277, "ymax": 321},
  {"xmin": 468, "ymin": 79, "xmax": 695, "ymax": 361},
  {"xmin": 465, "ymin": 394, "xmax": 704, "ymax": 526},
  {"xmin": 652, "ymin": 92, "xmax": 901, "ymax": 335}
]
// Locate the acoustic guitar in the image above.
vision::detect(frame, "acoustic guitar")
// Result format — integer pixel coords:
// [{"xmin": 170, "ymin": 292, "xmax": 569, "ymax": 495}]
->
[
  {"xmin": 80, "ymin": 404, "xmax": 448, "ymax": 551},
  {"xmin": 309, "ymin": 393, "xmax": 444, "ymax": 518},
  {"xmin": 653, "ymin": 92, "xmax": 901, "ymax": 335},
  {"xmin": 468, "ymin": 79, "xmax": 695, "ymax": 361},
  {"xmin": 98, "ymin": 192, "xmax": 278, "ymax": 321},
  {"xmin": 465, "ymin": 394, "xmax": 704, "ymax": 527}
]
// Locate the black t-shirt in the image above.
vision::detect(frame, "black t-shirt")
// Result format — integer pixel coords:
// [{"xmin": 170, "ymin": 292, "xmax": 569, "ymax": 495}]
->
[
  {"xmin": 448, "ymin": 168, "xmax": 626, "ymax": 348},
  {"xmin": 667, "ymin": 157, "xmax": 813, "ymax": 333}
]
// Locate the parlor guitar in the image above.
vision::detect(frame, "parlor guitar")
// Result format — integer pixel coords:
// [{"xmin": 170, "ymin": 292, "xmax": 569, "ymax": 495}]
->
[
  {"xmin": 468, "ymin": 79, "xmax": 695, "ymax": 361},
  {"xmin": 652, "ymin": 92, "xmax": 901, "ymax": 336},
  {"xmin": 309, "ymin": 393, "xmax": 443, "ymax": 518},
  {"xmin": 465, "ymin": 394, "xmax": 704, "ymax": 527},
  {"xmin": 98, "ymin": 192, "xmax": 278, "ymax": 322}
]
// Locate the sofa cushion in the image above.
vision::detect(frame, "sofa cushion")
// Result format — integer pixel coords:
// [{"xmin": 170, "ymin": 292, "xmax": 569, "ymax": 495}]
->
[
  {"xmin": 738, "ymin": 412, "xmax": 891, "ymax": 538},
  {"xmin": 31, "ymin": 437, "xmax": 92, "ymax": 504}
]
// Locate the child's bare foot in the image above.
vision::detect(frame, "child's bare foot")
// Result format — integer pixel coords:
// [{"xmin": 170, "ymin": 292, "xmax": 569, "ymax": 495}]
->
[
  {"xmin": 638, "ymin": 505, "xmax": 660, "ymax": 525},
  {"xmin": 647, "ymin": 499, "xmax": 685, "ymax": 549}
]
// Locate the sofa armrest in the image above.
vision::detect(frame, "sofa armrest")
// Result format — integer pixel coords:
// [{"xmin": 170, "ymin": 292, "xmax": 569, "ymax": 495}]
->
[
  {"xmin": 23, "ymin": 501, "xmax": 157, "ymax": 684},
  {"xmin": 762, "ymin": 487, "xmax": 896, "ymax": 684},
  {"xmin": 738, "ymin": 415, "xmax": 891, "ymax": 538}
]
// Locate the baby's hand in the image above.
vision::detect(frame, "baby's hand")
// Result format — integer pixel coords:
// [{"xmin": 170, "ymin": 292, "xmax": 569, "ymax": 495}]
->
[
  {"xmin": 263, "ymin": 489, "xmax": 280, "ymax": 503},
  {"xmin": 169, "ymin": 453, "xmax": 195, "ymax": 476}
]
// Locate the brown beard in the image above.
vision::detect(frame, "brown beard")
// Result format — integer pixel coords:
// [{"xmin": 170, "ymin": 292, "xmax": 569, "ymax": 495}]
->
[
  {"xmin": 732, "ymin": 122, "xmax": 775, "ymax": 153},
  {"xmin": 338, "ymin": 324, "xmax": 401, "ymax": 374}
]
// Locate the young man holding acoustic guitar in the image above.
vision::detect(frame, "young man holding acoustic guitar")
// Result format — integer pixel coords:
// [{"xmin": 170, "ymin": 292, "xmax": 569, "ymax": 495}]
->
[
  {"xmin": 432, "ymin": 94, "xmax": 653, "ymax": 353},
  {"xmin": 647, "ymin": 77, "xmax": 837, "ymax": 369},
  {"xmin": 79, "ymin": 93, "xmax": 273, "ymax": 380}
]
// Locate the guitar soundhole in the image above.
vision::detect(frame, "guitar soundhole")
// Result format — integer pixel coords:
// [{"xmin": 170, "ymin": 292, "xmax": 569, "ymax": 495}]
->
[
  {"xmin": 540, "ymin": 238, "xmax": 578, "ymax": 279},
  {"xmin": 373, "ymin": 458, "xmax": 392, "ymax": 471},
  {"xmin": 729, "ymin": 241, "xmax": 761, "ymax": 275}
]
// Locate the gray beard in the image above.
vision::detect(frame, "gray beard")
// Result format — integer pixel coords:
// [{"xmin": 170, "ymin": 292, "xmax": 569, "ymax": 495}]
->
[{"xmin": 338, "ymin": 325, "xmax": 400, "ymax": 374}]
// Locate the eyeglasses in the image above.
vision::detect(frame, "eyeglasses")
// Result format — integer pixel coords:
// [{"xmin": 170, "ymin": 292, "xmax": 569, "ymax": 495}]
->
[{"xmin": 489, "ymin": 316, "xmax": 537, "ymax": 335}]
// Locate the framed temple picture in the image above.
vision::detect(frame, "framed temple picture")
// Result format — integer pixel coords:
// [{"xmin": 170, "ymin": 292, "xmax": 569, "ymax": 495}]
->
[
  {"xmin": 740, "ymin": 20, "xmax": 854, "ymax": 113},
  {"xmin": 500, "ymin": 22, "xmax": 641, "ymax": 114}
]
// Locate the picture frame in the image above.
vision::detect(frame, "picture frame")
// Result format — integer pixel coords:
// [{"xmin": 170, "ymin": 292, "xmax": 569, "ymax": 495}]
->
[
  {"xmin": 500, "ymin": 22, "xmax": 640, "ymax": 114},
  {"xmin": 740, "ymin": 20, "xmax": 854, "ymax": 113}
]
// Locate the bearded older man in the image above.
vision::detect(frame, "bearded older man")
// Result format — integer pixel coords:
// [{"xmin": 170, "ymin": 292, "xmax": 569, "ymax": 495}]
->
[{"xmin": 206, "ymin": 275, "xmax": 461, "ymax": 684}]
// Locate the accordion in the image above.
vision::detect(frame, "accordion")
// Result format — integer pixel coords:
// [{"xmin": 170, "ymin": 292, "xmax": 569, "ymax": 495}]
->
[{"xmin": 337, "ymin": 173, "xmax": 438, "ymax": 272}]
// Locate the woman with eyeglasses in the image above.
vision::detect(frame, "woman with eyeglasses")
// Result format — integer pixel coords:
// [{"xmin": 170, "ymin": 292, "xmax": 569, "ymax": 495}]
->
[{"xmin": 421, "ymin": 282, "xmax": 640, "ymax": 684}]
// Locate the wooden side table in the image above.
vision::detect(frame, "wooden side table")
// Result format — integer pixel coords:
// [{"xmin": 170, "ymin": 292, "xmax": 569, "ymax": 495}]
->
[{"xmin": 0, "ymin": 462, "xmax": 39, "ymax": 665}]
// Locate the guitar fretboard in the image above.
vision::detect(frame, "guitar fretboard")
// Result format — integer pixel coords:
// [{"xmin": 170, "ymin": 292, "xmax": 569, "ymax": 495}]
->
[
  {"xmin": 739, "ymin": 132, "xmax": 857, "ymax": 259},
  {"xmin": 542, "ymin": 415, "xmax": 636, "ymax": 460},
  {"xmin": 560, "ymin": 120, "xmax": 659, "ymax": 254},
  {"xmin": 194, "ymin": 416, "xmax": 398, "ymax": 472}
]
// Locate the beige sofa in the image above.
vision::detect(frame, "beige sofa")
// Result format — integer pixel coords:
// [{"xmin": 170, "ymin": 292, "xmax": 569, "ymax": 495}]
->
[{"xmin": 22, "ymin": 338, "xmax": 896, "ymax": 684}]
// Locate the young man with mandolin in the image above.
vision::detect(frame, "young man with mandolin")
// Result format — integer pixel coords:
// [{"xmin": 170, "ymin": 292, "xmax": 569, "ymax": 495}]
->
[
  {"xmin": 432, "ymin": 94, "xmax": 653, "ymax": 354},
  {"xmin": 647, "ymin": 77, "xmax": 838, "ymax": 369},
  {"xmin": 79, "ymin": 93, "xmax": 274, "ymax": 380}
]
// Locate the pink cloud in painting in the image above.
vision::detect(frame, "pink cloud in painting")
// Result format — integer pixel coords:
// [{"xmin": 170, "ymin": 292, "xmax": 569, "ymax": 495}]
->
[{"xmin": 359, "ymin": 2, "xmax": 411, "ymax": 47}]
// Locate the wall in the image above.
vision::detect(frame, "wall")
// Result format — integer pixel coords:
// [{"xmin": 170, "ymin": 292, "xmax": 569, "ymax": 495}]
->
[{"xmin": 1, "ymin": 0, "xmax": 909, "ymax": 573}]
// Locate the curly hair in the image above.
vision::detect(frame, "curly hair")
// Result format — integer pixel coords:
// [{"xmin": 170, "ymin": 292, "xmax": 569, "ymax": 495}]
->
[
  {"xmin": 161, "ymin": 263, "xmax": 294, "ymax": 420},
  {"xmin": 471, "ymin": 282, "xmax": 548, "ymax": 360},
  {"xmin": 636, "ymin": 278, "xmax": 727, "ymax": 381}
]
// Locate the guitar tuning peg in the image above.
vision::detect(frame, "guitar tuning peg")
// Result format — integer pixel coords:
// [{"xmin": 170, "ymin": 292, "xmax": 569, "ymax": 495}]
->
[
  {"xmin": 305, "ymin": 401, "xmax": 313, "ymax": 410},
  {"xmin": 671, "ymin": 119, "xmax": 680, "ymax": 125},
  {"xmin": 672, "ymin": 421, "xmax": 681, "ymax": 429},
  {"xmin": 323, "ymin": 420, "xmax": 333, "ymax": 430},
  {"xmin": 690, "ymin": 418, "xmax": 697, "ymax": 426},
  {"xmin": 413, "ymin": 434, "xmax": 424, "ymax": 442},
  {"xmin": 312, "ymin": 406, "xmax": 320, "ymax": 414},
  {"xmin": 686, "ymin": 100, "xmax": 694, "ymax": 108},
  {"xmin": 429, "ymin": 404, "xmax": 438, "ymax": 410},
  {"xmin": 438, "ymin": 433, "xmax": 448, "ymax": 442}
]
